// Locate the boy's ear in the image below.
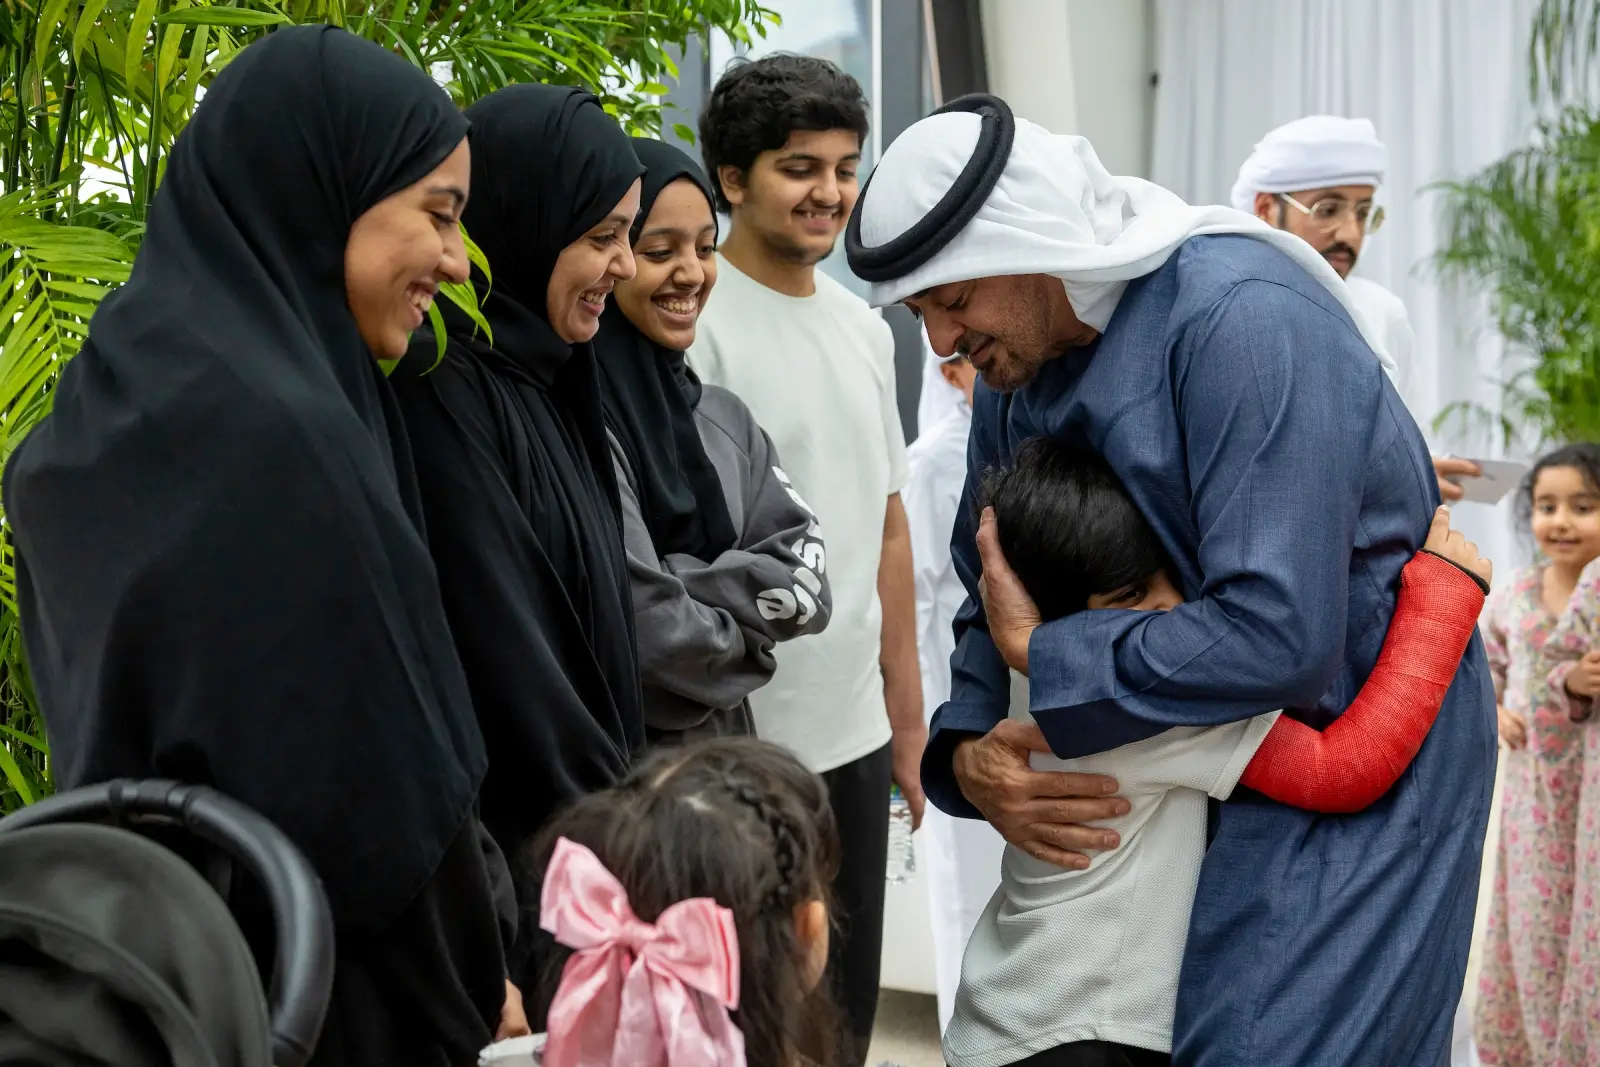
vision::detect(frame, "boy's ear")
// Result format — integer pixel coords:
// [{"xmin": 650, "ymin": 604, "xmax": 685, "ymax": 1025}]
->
[{"xmin": 717, "ymin": 164, "xmax": 747, "ymax": 208}]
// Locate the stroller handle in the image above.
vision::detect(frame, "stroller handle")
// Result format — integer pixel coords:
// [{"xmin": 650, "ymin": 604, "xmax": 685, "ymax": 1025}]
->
[{"xmin": 0, "ymin": 780, "xmax": 334, "ymax": 1067}]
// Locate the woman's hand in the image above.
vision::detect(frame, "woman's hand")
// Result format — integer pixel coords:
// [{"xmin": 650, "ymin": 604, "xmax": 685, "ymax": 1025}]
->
[
  {"xmin": 1423, "ymin": 505, "xmax": 1492, "ymax": 587},
  {"xmin": 1497, "ymin": 704, "xmax": 1527, "ymax": 749},
  {"xmin": 496, "ymin": 979, "xmax": 531, "ymax": 1041}
]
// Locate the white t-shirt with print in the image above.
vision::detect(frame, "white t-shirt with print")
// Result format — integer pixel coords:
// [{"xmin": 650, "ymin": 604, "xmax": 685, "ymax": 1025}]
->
[
  {"xmin": 689, "ymin": 253, "xmax": 909, "ymax": 774},
  {"xmin": 942, "ymin": 673, "xmax": 1280, "ymax": 1065}
]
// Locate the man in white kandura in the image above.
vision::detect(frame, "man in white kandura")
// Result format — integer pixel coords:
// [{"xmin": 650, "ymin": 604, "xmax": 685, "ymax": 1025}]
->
[
  {"xmin": 919, "ymin": 333, "xmax": 967, "ymax": 435},
  {"xmin": 1230, "ymin": 115, "xmax": 1480, "ymax": 500},
  {"xmin": 903, "ymin": 347, "xmax": 1005, "ymax": 1032}
]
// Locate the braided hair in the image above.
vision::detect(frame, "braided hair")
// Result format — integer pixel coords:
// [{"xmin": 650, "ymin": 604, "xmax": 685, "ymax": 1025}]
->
[{"xmin": 528, "ymin": 737, "xmax": 843, "ymax": 1067}]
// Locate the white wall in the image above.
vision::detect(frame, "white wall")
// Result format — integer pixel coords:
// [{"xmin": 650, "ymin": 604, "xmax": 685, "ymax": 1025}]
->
[
  {"xmin": 980, "ymin": 0, "xmax": 1078, "ymax": 134},
  {"xmin": 979, "ymin": 0, "xmax": 1155, "ymax": 177}
]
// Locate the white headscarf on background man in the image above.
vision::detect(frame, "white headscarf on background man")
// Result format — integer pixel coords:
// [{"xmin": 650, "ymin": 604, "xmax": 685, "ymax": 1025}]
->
[
  {"xmin": 1225, "ymin": 115, "xmax": 1412, "ymax": 399},
  {"xmin": 855, "ymin": 108, "xmax": 1397, "ymax": 378},
  {"xmin": 1228, "ymin": 115, "xmax": 1387, "ymax": 214},
  {"xmin": 916, "ymin": 339, "xmax": 965, "ymax": 442}
]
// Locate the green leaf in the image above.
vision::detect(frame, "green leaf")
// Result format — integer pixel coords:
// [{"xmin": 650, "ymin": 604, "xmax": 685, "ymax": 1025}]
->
[
  {"xmin": 425, "ymin": 301, "xmax": 448, "ymax": 370},
  {"xmin": 0, "ymin": 724, "xmax": 47, "ymax": 754},
  {"xmin": 0, "ymin": 742, "xmax": 36, "ymax": 808},
  {"xmin": 35, "ymin": 0, "xmax": 76, "ymax": 70},
  {"xmin": 441, "ymin": 279, "xmax": 492, "ymax": 346},
  {"xmin": 183, "ymin": 23, "xmax": 211, "ymax": 107},
  {"xmin": 638, "ymin": 81, "xmax": 670, "ymax": 95},
  {"xmin": 155, "ymin": 8, "xmax": 291, "ymax": 27},
  {"xmin": 461, "ymin": 225, "xmax": 491, "ymax": 285},
  {"xmin": 672, "ymin": 123, "xmax": 695, "ymax": 144},
  {"xmin": 126, "ymin": 0, "xmax": 160, "ymax": 101},
  {"xmin": 72, "ymin": 0, "xmax": 111, "ymax": 62},
  {"xmin": 157, "ymin": 0, "xmax": 191, "ymax": 92},
  {"xmin": 43, "ymin": 279, "xmax": 112, "ymax": 301}
]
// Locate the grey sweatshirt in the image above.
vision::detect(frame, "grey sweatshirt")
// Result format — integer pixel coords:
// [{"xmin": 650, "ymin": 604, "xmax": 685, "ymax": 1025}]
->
[{"xmin": 609, "ymin": 383, "xmax": 831, "ymax": 741}]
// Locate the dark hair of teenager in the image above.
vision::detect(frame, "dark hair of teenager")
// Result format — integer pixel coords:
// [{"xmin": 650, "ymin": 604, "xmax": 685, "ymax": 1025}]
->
[
  {"xmin": 1517, "ymin": 441, "xmax": 1600, "ymax": 533},
  {"xmin": 529, "ymin": 737, "xmax": 844, "ymax": 1067},
  {"xmin": 981, "ymin": 436, "xmax": 1173, "ymax": 621},
  {"xmin": 698, "ymin": 53, "xmax": 871, "ymax": 214}
]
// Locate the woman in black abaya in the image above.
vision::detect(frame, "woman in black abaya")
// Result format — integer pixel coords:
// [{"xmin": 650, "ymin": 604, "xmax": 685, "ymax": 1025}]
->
[
  {"xmin": 388, "ymin": 86, "xmax": 645, "ymax": 982},
  {"xmin": 593, "ymin": 138, "xmax": 831, "ymax": 743},
  {"xmin": 5, "ymin": 26, "xmax": 517, "ymax": 1065}
]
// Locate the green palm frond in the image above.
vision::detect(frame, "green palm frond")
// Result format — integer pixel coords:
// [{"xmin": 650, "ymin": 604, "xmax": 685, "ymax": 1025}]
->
[{"xmin": 1432, "ymin": 106, "xmax": 1600, "ymax": 449}]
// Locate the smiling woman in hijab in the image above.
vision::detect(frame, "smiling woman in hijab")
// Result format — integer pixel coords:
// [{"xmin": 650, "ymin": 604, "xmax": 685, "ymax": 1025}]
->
[
  {"xmin": 594, "ymin": 137, "xmax": 830, "ymax": 744},
  {"xmin": 388, "ymin": 85, "xmax": 647, "ymax": 981},
  {"xmin": 3, "ymin": 26, "xmax": 524, "ymax": 1065}
]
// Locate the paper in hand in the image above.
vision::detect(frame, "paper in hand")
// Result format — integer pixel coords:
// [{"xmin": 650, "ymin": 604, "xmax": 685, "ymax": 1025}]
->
[{"xmin": 1448, "ymin": 458, "xmax": 1530, "ymax": 505}]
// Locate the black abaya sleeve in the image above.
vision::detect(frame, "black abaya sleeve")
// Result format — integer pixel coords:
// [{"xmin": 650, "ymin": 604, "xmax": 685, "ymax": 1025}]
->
[{"xmin": 391, "ymin": 351, "xmax": 633, "ymax": 855}]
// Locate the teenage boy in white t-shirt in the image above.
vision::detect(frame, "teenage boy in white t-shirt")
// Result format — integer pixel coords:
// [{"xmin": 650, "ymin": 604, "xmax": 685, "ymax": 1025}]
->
[{"xmin": 689, "ymin": 54, "xmax": 926, "ymax": 1063}]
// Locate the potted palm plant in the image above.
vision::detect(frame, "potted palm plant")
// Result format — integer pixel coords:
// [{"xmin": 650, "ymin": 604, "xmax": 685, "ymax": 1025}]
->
[
  {"xmin": 0, "ymin": 0, "xmax": 777, "ymax": 814},
  {"xmin": 1433, "ymin": 0, "xmax": 1600, "ymax": 449}
]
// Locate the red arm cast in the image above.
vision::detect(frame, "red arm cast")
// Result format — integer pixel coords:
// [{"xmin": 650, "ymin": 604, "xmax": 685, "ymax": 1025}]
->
[{"xmin": 1238, "ymin": 551, "xmax": 1486, "ymax": 813}]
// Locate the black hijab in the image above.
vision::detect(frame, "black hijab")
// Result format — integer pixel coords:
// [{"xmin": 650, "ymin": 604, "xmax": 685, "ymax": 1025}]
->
[
  {"xmin": 390, "ymin": 85, "xmax": 647, "ymax": 881},
  {"xmin": 448, "ymin": 84, "xmax": 646, "ymax": 381},
  {"xmin": 3, "ymin": 26, "xmax": 486, "ymax": 932},
  {"xmin": 592, "ymin": 138, "xmax": 738, "ymax": 560}
]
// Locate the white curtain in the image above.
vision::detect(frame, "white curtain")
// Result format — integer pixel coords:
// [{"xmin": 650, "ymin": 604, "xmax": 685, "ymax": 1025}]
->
[{"xmin": 1150, "ymin": 0, "xmax": 1543, "ymax": 572}]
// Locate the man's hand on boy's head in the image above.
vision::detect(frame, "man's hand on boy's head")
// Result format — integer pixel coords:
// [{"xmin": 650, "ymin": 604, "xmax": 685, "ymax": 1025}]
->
[{"xmin": 977, "ymin": 507, "xmax": 1042, "ymax": 674}]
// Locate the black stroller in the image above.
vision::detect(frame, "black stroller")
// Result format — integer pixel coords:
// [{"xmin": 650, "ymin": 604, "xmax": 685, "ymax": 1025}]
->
[{"xmin": 0, "ymin": 780, "xmax": 334, "ymax": 1067}]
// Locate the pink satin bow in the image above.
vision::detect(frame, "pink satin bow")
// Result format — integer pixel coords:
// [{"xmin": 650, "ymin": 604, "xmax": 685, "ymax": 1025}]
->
[{"xmin": 539, "ymin": 837, "xmax": 745, "ymax": 1067}]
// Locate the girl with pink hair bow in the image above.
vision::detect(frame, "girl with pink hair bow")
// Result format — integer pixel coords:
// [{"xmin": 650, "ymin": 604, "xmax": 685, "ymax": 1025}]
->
[{"xmin": 489, "ymin": 737, "xmax": 845, "ymax": 1067}]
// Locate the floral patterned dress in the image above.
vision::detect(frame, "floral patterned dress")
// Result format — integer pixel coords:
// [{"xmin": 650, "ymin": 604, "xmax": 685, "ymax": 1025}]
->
[
  {"xmin": 1475, "ymin": 564, "xmax": 1596, "ymax": 1066},
  {"xmin": 1542, "ymin": 557, "xmax": 1600, "ymax": 1064}
]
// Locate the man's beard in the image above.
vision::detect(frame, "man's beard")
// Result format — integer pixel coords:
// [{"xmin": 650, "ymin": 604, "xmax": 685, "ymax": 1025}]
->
[
  {"xmin": 1320, "ymin": 240, "xmax": 1359, "ymax": 277},
  {"xmin": 761, "ymin": 229, "xmax": 837, "ymax": 266},
  {"xmin": 959, "ymin": 330, "xmax": 1045, "ymax": 394},
  {"xmin": 978, "ymin": 357, "xmax": 1044, "ymax": 394}
]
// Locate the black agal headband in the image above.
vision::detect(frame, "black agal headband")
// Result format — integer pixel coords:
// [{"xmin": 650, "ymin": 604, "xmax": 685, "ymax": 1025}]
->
[{"xmin": 845, "ymin": 93, "xmax": 1016, "ymax": 283}]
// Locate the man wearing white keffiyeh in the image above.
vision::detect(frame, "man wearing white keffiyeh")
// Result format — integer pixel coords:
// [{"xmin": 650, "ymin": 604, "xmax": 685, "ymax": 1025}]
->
[{"xmin": 846, "ymin": 95, "xmax": 1494, "ymax": 1067}]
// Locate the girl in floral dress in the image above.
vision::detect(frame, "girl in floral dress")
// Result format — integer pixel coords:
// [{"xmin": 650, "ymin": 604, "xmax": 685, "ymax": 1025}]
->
[
  {"xmin": 1476, "ymin": 443, "xmax": 1600, "ymax": 1067},
  {"xmin": 1541, "ymin": 451, "xmax": 1600, "ymax": 1064}
]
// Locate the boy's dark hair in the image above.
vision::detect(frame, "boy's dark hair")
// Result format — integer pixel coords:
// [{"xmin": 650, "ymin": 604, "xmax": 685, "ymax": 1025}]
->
[
  {"xmin": 529, "ymin": 737, "xmax": 843, "ymax": 1067},
  {"xmin": 698, "ymin": 53, "xmax": 870, "ymax": 214},
  {"xmin": 981, "ymin": 436, "xmax": 1173, "ymax": 621},
  {"xmin": 1518, "ymin": 441, "xmax": 1600, "ymax": 532}
]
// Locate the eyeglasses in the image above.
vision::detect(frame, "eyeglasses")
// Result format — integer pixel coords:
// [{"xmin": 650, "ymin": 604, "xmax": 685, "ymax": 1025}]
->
[{"xmin": 1278, "ymin": 193, "xmax": 1386, "ymax": 234}]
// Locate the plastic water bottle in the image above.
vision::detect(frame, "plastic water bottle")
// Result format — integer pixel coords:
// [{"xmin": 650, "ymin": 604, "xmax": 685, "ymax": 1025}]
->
[{"xmin": 886, "ymin": 784, "xmax": 916, "ymax": 884}]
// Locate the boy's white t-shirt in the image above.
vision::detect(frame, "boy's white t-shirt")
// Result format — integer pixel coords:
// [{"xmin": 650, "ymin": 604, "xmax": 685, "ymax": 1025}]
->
[
  {"xmin": 688, "ymin": 253, "xmax": 909, "ymax": 773},
  {"xmin": 942, "ymin": 673, "xmax": 1280, "ymax": 1066}
]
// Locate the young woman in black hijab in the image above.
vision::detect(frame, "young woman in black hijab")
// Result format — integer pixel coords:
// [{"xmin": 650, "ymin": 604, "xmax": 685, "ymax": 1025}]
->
[
  {"xmin": 594, "ymin": 138, "xmax": 831, "ymax": 744},
  {"xmin": 388, "ymin": 85, "xmax": 646, "ymax": 979},
  {"xmin": 4, "ymin": 26, "xmax": 521, "ymax": 1065}
]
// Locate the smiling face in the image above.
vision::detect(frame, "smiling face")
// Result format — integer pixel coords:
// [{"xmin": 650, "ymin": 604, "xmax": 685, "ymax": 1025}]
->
[
  {"xmin": 613, "ymin": 178, "xmax": 718, "ymax": 350},
  {"xmin": 905, "ymin": 274, "xmax": 1095, "ymax": 393},
  {"xmin": 546, "ymin": 178, "xmax": 643, "ymax": 344},
  {"xmin": 343, "ymin": 137, "xmax": 471, "ymax": 359},
  {"xmin": 1531, "ymin": 464, "xmax": 1600, "ymax": 569},
  {"xmin": 718, "ymin": 128, "xmax": 860, "ymax": 266}
]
